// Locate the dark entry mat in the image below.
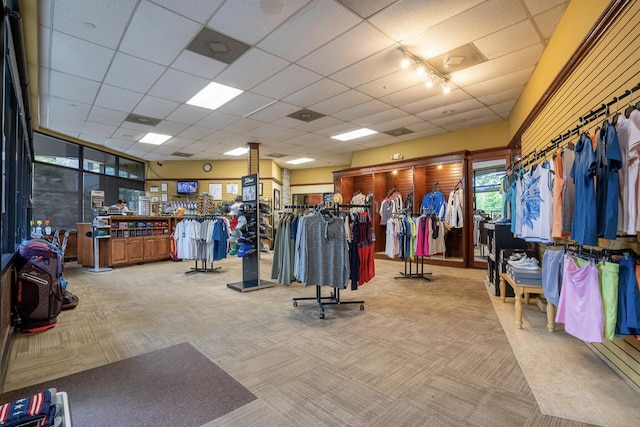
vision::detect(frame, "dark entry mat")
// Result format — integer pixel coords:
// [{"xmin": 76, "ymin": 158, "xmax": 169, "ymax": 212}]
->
[{"xmin": 1, "ymin": 342, "xmax": 256, "ymax": 426}]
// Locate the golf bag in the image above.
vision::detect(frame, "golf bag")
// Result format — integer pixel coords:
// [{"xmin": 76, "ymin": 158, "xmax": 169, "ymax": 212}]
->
[{"xmin": 15, "ymin": 240, "xmax": 65, "ymax": 332}]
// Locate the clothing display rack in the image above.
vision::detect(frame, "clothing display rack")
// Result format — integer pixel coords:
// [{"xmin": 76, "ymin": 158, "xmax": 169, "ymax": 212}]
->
[
  {"xmin": 393, "ymin": 209, "xmax": 433, "ymax": 281},
  {"xmin": 290, "ymin": 203, "xmax": 369, "ymax": 319},
  {"xmin": 177, "ymin": 215, "xmax": 225, "ymax": 275},
  {"xmin": 511, "ymin": 81, "xmax": 640, "ymax": 169}
]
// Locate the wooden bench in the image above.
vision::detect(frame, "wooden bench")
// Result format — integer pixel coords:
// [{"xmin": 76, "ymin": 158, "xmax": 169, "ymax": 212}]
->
[{"xmin": 499, "ymin": 272, "xmax": 555, "ymax": 332}]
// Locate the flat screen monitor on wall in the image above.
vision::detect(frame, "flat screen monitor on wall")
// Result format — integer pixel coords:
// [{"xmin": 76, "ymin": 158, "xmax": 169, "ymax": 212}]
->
[{"xmin": 176, "ymin": 181, "xmax": 198, "ymax": 195}]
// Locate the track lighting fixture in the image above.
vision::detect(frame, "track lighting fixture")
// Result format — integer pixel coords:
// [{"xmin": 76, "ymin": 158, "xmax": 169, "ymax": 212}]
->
[{"xmin": 398, "ymin": 47, "xmax": 450, "ymax": 94}]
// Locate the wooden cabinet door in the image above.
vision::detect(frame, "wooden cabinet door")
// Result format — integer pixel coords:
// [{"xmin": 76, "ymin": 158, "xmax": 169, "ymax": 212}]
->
[
  {"xmin": 156, "ymin": 236, "xmax": 170, "ymax": 260},
  {"xmin": 128, "ymin": 238, "xmax": 144, "ymax": 262},
  {"xmin": 111, "ymin": 239, "xmax": 128, "ymax": 265},
  {"xmin": 143, "ymin": 237, "xmax": 157, "ymax": 260}
]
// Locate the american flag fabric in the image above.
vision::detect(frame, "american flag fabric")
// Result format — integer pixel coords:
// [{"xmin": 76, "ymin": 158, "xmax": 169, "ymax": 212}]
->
[{"xmin": 0, "ymin": 389, "xmax": 56, "ymax": 427}]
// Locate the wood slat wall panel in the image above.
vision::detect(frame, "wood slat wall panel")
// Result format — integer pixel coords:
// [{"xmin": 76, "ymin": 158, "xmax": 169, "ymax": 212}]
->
[
  {"xmin": 352, "ymin": 175, "xmax": 374, "ymax": 199},
  {"xmin": 521, "ymin": 3, "xmax": 640, "ymax": 158}
]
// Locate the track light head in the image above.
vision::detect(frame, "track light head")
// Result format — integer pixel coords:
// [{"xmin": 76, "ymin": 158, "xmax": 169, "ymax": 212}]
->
[{"xmin": 441, "ymin": 80, "xmax": 450, "ymax": 94}]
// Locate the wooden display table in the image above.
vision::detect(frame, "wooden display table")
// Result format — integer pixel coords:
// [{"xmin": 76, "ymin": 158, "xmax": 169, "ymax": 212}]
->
[{"xmin": 499, "ymin": 272, "xmax": 555, "ymax": 332}]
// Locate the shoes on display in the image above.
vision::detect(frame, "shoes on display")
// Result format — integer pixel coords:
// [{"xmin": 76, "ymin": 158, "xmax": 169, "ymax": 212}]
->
[
  {"xmin": 507, "ymin": 257, "xmax": 539, "ymax": 269},
  {"xmin": 508, "ymin": 252, "xmax": 526, "ymax": 261}
]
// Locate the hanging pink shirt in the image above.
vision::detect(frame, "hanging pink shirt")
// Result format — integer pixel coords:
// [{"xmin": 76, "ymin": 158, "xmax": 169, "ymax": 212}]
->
[{"xmin": 555, "ymin": 255, "xmax": 604, "ymax": 343}]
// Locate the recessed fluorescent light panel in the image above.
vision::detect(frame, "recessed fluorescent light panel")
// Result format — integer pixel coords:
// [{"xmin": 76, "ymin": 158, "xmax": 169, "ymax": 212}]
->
[
  {"xmin": 139, "ymin": 132, "xmax": 172, "ymax": 145},
  {"xmin": 223, "ymin": 147, "xmax": 249, "ymax": 156},
  {"xmin": 286, "ymin": 157, "xmax": 314, "ymax": 165},
  {"xmin": 331, "ymin": 128, "xmax": 378, "ymax": 141},
  {"xmin": 187, "ymin": 82, "xmax": 243, "ymax": 111}
]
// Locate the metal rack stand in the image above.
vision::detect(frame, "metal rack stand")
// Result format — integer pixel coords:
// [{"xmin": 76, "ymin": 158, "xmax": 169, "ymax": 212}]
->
[
  {"xmin": 185, "ymin": 259, "xmax": 222, "ymax": 275},
  {"xmin": 394, "ymin": 255, "xmax": 432, "ymax": 281}
]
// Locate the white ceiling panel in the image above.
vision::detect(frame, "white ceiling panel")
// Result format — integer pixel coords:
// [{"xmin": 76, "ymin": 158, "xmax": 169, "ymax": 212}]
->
[
  {"xmin": 369, "ymin": 0, "xmax": 485, "ymax": 42},
  {"xmin": 94, "ymin": 84, "xmax": 144, "ymax": 112},
  {"xmin": 87, "ymin": 106, "xmax": 129, "ymax": 127},
  {"xmin": 404, "ymin": 0, "xmax": 528, "ymax": 60},
  {"xmin": 258, "ymin": 0, "xmax": 360, "ymax": 62},
  {"xmin": 464, "ymin": 66, "xmax": 535, "ymax": 98},
  {"xmin": 310, "ymin": 90, "xmax": 372, "ymax": 115},
  {"xmin": 251, "ymin": 64, "xmax": 323, "ymax": 99},
  {"xmin": 150, "ymin": 0, "xmax": 224, "ymax": 24},
  {"xmin": 208, "ymin": 0, "xmax": 310, "ymax": 45},
  {"xmin": 51, "ymin": 31, "xmax": 114, "ymax": 80},
  {"xmin": 119, "ymin": 1, "xmax": 201, "ymax": 66},
  {"xmin": 49, "ymin": 71, "xmax": 100, "ymax": 104},
  {"xmin": 35, "ymin": 0, "xmax": 569, "ymax": 168},
  {"xmin": 298, "ymin": 22, "xmax": 394, "ymax": 76},
  {"xmin": 443, "ymin": 115, "xmax": 501, "ymax": 132},
  {"xmin": 52, "ymin": 0, "xmax": 138, "ymax": 49},
  {"xmin": 104, "ymin": 52, "xmax": 167, "ymax": 93},
  {"xmin": 133, "ymin": 96, "xmax": 180, "ymax": 119},
  {"xmin": 283, "ymin": 79, "xmax": 349, "ymax": 108},
  {"xmin": 451, "ymin": 44, "xmax": 543, "ymax": 87},
  {"xmin": 474, "ymin": 20, "xmax": 541, "ymax": 59},
  {"xmin": 165, "ymin": 105, "xmax": 212, "ymax": 125},
  {"xmin": 214, "ymin": 48, "xmax": 289, "ymax": 91},
  {"xmin": 217, "ymin": 92, "xmax": 276, "ymax": 117},
  {"xmin": 148, "ymin": 69, "xmax": 210, "ymax": 103},
  {"xmin": 170, "ymin": 50, "xmax": 227, "ymax": 80}
]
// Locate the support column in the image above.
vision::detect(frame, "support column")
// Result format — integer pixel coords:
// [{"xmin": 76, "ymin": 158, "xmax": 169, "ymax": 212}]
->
[{"xmin": 247, "ymin": 142, "xmax": 260, "ymax": 175}]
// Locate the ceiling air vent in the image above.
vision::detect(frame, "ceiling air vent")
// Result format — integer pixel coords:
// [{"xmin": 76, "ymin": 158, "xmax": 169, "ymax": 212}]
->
[
  {"xmin": 383, "ymin": 127, "xmax": 414, "ymax": 137},
  {"xmin": 186, "ymin": 28, "xmax": 250, "ymax": 65},
  {"xmin": 124, "ymin": 113, "xmax": 161, "ymax": 127},
  {"xmin": 171, "ymin": 152, "xmax": 193, "ymax": 158},
  {"xmin": 287, "ymin": 109, "xmax": 325, "ymax": 122},
  {"xmin": 426, "ymin": 43, "xmax": 487, "ymax": 75},
  {"xmin": 266, "ymin": 153, "xmax": 287, "ymax": 158}
]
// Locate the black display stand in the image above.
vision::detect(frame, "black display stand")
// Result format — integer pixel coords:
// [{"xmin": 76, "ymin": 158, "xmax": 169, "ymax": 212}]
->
[
  {"xmin": 290, "ymin": 203, "xmax": 367, "ymax": 318},
  {"xmin": 485, "ymin": 222, "xmax": 527, "ymax": 297},
  {"xmin": 227, "ymin": 173, "xmax": 274, "ymax": 292},
  {"xmin": 185, "ymin": 259, "xmax": 221, "ymax": 275},
  {"xmin": 394, "ymin": 255, "xmax": 432, "ymax": 281}
]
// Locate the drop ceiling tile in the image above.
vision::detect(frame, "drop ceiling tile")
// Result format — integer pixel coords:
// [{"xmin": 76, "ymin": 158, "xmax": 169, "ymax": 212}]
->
[
  {"xmin": 285, "ymin": 132, "xmax": 327, "ymax": 145},
  {"xmin": 150, "ymin": 145, "xmax": 180, "ymax": 155},
  {"xmin": 176, "ymin": 126, "xmax": 215, "ymax": 140},
  {"xmin": 249, "ymin": 123, "xmax": 288, "ymax": 139},
  {"xmin": 298, "ymin": 22, "xmax": 394, "ymax": 76},
  {"xmin": 442, "ymin": 115, "xmax": 502, "ymax": 132},
  {"xmin": 524, "ymin": 0, "xmax": 567, "ymax": 16},
  {"xmin": 183, "ymin": 140, "xmax": 217, "ymax": 151},
  {"xmin": 161, "ymin": 137, "xmax": 197, "ymax": 147},
  {"xmin": 283, "ymin": 79, "xmax": 349, "ymax": 108},
  {"xmin": 490, "ymin": 99, "xmax": 517, "ymax": 117},
  {"xmin": 379, "ymin": 83, "xmax": 436, "ymax": 107},
  {"xmin": 417, "ymin": 99, "xmax": 486, "ymax": 121},
  {"xmin": 429, "ymin": 106, "xmax": 498, "ymax": 127},
  {"xmin": 534, "ymin": 4, "xmax": 567, "ymax": 39},
  {"xmin": 406, "ymin": 128, "xmax": 446, "ymax": 140},
  {"xmin": 222, "ymin": 118, "xmax": 264, "ymax": 134},
  {"xmin": 148, "ymin": 68, "xmax": 210, "ymax": 103},
  {"xmin": 104, "ymin": 138, "xmax": 136, "ymax": 151},
  {"xmin": 94, "ymin": 84, "xmax": 144, "ymax": 112},
  {"xmin": 265, "ymin": 128, "xmax": 306, "ymax": 142},
  {"xmin": 196, "ymin": 111, "xmax": 240, "ymax": 130},
  {"xmin": 144, "ymin": 153, "xmax": 167, "ymax": 161},
  {"xmin": 165, "ymin": 105, "xmax": 212, "ymax": 125},
  {"xmin": 330, "ymin": 46, "xmax": 402, "ymax": 88},
  {"xmin": 78, "ymin": 133, "xmax": 109, "ymax": 145},
  {"xmin": 82, "ymin": 121, "xmax": 116, "ymax": 137},
  {"xmin": 111, "ymin": 127, "xmax": 147, "ymax": 141},
  {"xmin": 316, "ymin": 122, "xmax": 366, "ymax": 138},
  {"xmin": 401, "ymin": 89, "xmax": 472, "ymax": 114},
  {"xmin": 293, "ymin": 115, "xmax": 344, "ymax": 133},
  {"xmin": 126, "ymin": 143, "xmax": 158, "ymax": 154},
  {"xmin": 247, "ymin": 102, "xmax": 299, "ymax": 122},
  {"xmin": 133, "ymin": 95, "xmax": 180, "ymax": 119},
  {"xmin": 403, "ymin": 0, "xmax": 528, "ymax": 60},
  {"xmin": 310, "ymin": 90, "xmax": 372, "ymax": 115},
  {"xmin": 357, "ymin": 69, "xmax": 426, "ymax": 99},
  {"xmin": 350, "ymin": 106, "xmax": 406, "ymax": 127},
  {"xmin": 49, "ymin": 71, "xmax": 100, "ymax": 104},
  {"xmin": 464, "ymin": 66, "xmax": 535, "ymax": 98},
  {"xmin": 208, "ymin": 0, "xmax": 310, "ymax": 44},
  {"xmin": 252, "ymin": 64, "xmax": 323, "ymax": 99},
  {"xmin": 47, "ymin": 114, "xmax": 85, "ymax": 134},
  {"xmin": 217, "ymin": 92, "xmax": 275, "ymax": 117},
  {"xmin": 49, "ymin": 96, "xmax": 91, "ymax": 120},
  {"xmin": 117, "ymin": 120, "xmax": 153, "ymax": 132},
  {"xmin": 119, "ymin": 1, "xmax": 201, "ymax": 66},
  {"xmin": 258, "ymin": 0, "xmax": 360, "ymax": 62},
  {"xmin": 474, "ymin": 20, "xmax": 541, "ymax": 59},
  {"xmin": 451, "ymin": 44, "xmax": 543, "ymax": 87},
  {"xmin": 406, "ymin": 121, "xmax": 440, "ymax": 132},
  {"xmin": 51, "ymin": 31, "xmax": 114, "ymax": 80},
  {"xmin": 152, "ymin": 120, "xmax": 190, "ymax": 136},
  {"xmin": 104, "ymin": 52, "xmax": 166, "ymax": 93},
  {"xmin": 215, "ymin": 48, "xmax": 289, "ymax": 91},
  {"xmin": 369, "ymin": 0, "xmax": 484, "ymax": 41},
  {"xmin": 52, "ymin": 0, "xmax": 137, "ymax": 49},
  {"xmin": 150, "ymin": 0, "xmax": 224, "ymax": 23},
  {"xmin": 271, "ymin": 116, "xmax": 310, "ymax": 129},
  {"xmin": 369, "ymin": 114, "xmax": 423, "ymax": 132},
  {"xmin": 171, "ymin": 50, "xmax": 228, "ymax": 80},
  {"xmin": 477, "ymin": 86, "xmax": 525, "ymax": 105},
  {"xmin": 331, "ymin": 99, "xmax": 390, "ymax": 121},
  {"xmin": 88, "ymin": 106, "xmax": 129, "ymax": 127}
]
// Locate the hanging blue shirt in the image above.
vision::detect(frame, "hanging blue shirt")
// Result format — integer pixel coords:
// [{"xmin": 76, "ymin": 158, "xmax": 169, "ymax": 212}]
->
[
  {"xmin": 595, "ymin": 121, "xmax": 622, "ymax": 239},
  {"xmin": 421, "ymin": 191, "xmax": 446, "ymax": 220},
  {"xmin": 570, "ymin": 133, "xmax": 598, "ymax": 246}
]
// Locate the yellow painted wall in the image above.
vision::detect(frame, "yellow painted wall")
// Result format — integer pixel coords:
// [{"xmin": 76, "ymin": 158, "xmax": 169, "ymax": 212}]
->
[
  {"xmin": 290, "ymin": 166, "xmax": 348, "ymax": 185},
  {"xmin": 350, "ymin": 121, "xmax": 508, "ymax": 167},
  {"xmin": 507, "ymin": 0, "xmax": 610, "ymax": 140}
]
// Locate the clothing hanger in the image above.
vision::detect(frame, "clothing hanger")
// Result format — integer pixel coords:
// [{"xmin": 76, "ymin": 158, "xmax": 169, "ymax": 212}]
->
[
  {"xmin": 612, "ymin": 96, "xmax": 621, "ymax": 126},
  {"xmin": 386, "ymin": 186, "xmax": 396, "ymax": 198},
  {"xmin": 625, "ymin": 89, "xmax": 635, "ymax": 118}
]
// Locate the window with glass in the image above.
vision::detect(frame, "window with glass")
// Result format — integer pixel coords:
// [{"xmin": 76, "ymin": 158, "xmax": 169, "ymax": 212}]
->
[
  {"xmin": 119, "ymin": 157, "xmax": 144, "ymax": 180},
  {"xmin": 34, "ymin": 134, "xmax": 79, "ymax": 168},
  {"xmin": 473, "ymin": 166, "xmax": 504, "ymax": 218},
  {"xmin": 83, "ymin": 147, "xmax": 116, "ymax": 175}
]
